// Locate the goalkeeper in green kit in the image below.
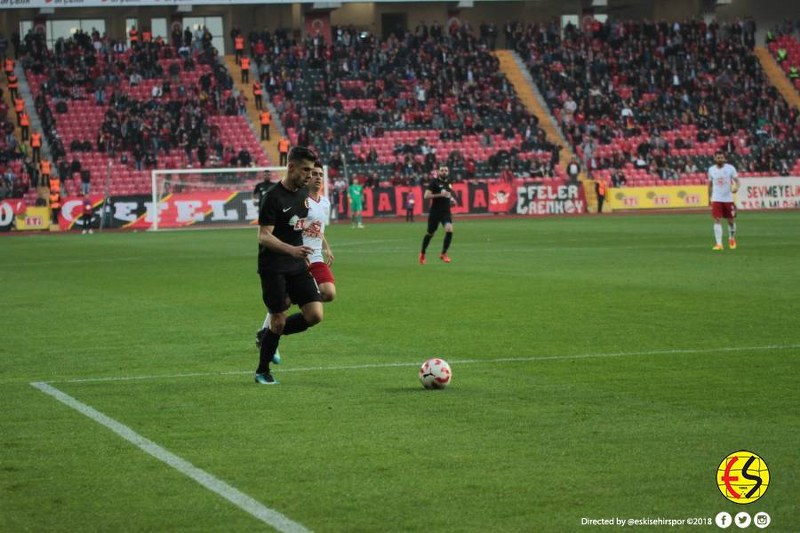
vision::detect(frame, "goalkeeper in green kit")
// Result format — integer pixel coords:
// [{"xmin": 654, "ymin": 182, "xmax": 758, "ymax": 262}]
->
[{"xmin": 348, "ymin": 178, "xmax": 365, "ymax": 228}]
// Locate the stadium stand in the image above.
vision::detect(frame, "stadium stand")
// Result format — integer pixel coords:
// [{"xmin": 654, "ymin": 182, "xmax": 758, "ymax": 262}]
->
[
  {"xmin": 251, "ymin": 23, "xmax": 566, "ymax": 187},
  {"xmin": 767, "ymin": 29, "xmax": 800, "ymax": 92},
  {"xmin": 17, "ymin": 28, "xmax": 269, "ymax": 199},
  {"xmin": 0, "ymin": 73, "xmax": 27, "ymax": 201},
  {"xmin": 5, "ymin": 15, "xmax": 800, "ymax": 207},
  {"xmin": 515, "ymin": 18, "xmax": 800, "ymax": 186}
]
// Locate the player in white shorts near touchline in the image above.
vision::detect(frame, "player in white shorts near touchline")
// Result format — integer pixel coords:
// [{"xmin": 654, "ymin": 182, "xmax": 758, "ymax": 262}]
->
[{"xmin": 708, "ymin": 150, "xmax": 740, "ymax": 251}]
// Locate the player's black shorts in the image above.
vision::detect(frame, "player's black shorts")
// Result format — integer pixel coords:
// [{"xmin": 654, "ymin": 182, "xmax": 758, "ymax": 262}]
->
[
  {"xmin": 260, "ymin": 267, "xmax": 322, "ymax": 313},
  {"xmin": 427, "ymin": 210, "xmax": 452, "ymax": 234}
]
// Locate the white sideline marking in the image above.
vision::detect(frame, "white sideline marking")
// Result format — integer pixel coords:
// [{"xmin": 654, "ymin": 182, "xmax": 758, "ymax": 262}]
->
[
  {"xmin": 48, "ymin": 343, "xmax": 800, "ymax": 385},
  {"xmin": 30, "ymin": 381, "xmax": 311, "ymax": 533}
]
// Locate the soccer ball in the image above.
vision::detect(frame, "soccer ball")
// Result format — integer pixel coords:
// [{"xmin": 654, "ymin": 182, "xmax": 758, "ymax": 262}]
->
[{"xmin": 419, "ymin": 358, "xmax": 452, "ymax": 389}]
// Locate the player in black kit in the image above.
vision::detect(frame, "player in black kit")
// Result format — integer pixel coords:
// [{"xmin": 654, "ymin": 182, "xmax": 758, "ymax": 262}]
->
[
  {"xmin": 419, "ymin": 166, "xmax": 456, "ymax": 264},
  {"xmin": 252, "ymin": 170, "xmax": 276, "ymax": 205},
  {"xmin": 255, "ymin": 146, "xmax": 323, "ymax": 385}
]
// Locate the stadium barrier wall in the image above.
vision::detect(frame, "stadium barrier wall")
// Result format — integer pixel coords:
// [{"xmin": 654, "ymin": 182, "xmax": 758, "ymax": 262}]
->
[
  {"xmin": 608, "ymin": 186, "xmax": 709, "ymax": 210},
  {"xmin": 5, "ymin": 178, "xmax": 797, "ymax": 232},
  {"xmin": 14, "ymin": 207, "xmax": 50, "ymax": 230},
  {"xmin": 736, "ymin": 177, "xmax": 800, "ymax": 210},
  {"xmin": 0, "ymin": 198, "xmax": 26, "ymax": 232},
  {"xmin": 45, "ymin": 181, "xmax": 585, "ymax": 230}
]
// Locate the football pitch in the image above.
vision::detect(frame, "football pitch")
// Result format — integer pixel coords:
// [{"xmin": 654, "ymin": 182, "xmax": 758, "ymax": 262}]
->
[{"xmin": 2, "ymin": 212, "xmax": 799, "ymax": 532}]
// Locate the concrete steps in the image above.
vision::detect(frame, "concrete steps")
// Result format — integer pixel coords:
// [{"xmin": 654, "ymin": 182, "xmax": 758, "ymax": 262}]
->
[
  {"xmin": 222, "ymin": 54, "xmax": 284, "ymax": 168},
  {"xmin": 493, "ymin": 49, "xmax": 603, "ymax": 212},
  {"xmin": 754, "ymin": 46, "xmax": 800, "ymax": 110}
]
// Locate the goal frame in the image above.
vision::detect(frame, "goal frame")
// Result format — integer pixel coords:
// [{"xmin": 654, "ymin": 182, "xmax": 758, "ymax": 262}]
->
[{"xmin": 150, "ymin": 165, "xmax": 329, "ymax": 231}]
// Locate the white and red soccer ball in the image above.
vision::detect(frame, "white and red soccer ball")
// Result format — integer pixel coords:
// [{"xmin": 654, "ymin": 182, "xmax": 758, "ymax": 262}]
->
[{"xmin": 419, "ymin": 358, "xmax": 452, "ymax": 389}]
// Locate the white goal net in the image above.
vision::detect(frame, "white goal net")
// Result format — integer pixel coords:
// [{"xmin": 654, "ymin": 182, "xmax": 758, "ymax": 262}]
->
[{"xmin": 149, "ymin": 166, "xmax": 328, "ymax": 231}]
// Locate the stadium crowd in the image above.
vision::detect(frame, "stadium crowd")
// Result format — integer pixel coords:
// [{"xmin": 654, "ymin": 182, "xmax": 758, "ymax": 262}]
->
[
  {"xmin": 241, "ymin": 21, "xmax": 562, "ymax": 186},
  {"xmin": 516, "ymin": 18, "xmax": 800, "ymax": 180},
  {"xmin": 3, "ymin": 14, "xmax": 800, "ymax": 202},
  {"xmin": 5, "ymin": 24, "xmax": 267, "ymax": 200},
  {"xmin": 0, "ymin": 91, "xmax": 24, "ymax": 199}
]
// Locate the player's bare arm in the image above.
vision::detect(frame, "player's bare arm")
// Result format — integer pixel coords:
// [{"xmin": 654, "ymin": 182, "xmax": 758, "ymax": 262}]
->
[{"xmin": 259, "ymin": 225, "xmax": 313, "ymax": 258}]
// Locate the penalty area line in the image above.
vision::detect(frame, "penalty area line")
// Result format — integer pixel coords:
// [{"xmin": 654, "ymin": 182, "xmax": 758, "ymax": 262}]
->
[
  {"xmin": 29, "ymin": 381, "xmax": 311, "ymax": 533},
  {"xmin": 45, "ymin": 342, "xmax": 800, "ymax": 385}
]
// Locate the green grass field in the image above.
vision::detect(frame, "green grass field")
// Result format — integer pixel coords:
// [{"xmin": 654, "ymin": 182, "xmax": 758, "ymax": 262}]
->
[{"xmin": 2, "ymin": 212, "xmax": 799, "ymax": 532}]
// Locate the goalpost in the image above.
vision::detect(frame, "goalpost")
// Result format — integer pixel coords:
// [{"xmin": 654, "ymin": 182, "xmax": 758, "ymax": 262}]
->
[{"xmin": 149, "ymin": 165, "xmax": 329, "ymax": 231}]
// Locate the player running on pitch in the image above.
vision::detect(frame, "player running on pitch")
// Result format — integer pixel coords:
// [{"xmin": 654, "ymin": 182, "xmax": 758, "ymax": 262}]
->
[
  {"xmin": 419, "ymin": 166, "xmax": 456, "ymax": 264},
  {"xmin": 255, "ymin": 147, "xmax": 323, "ymax": 385},
  {"xmin": 257, "ymin": 162, "xmax": 336, "ymax": 355},
  {"xmin": 302, "ymin": 161, "xmax": 336, "ymax": 301}
]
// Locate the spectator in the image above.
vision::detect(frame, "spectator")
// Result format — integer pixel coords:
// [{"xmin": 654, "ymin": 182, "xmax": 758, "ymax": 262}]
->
[
  {"xmin": 529, "ymin": 158, "xmax": 545, "ymax": 178},
  {"xmin": 567, "ymin": 156, "xmax": 580, "ymax": 182},
  {"xmin": 238, "ymin": 148, "xmax": 252, "ymax": 167},
  {"xmin": 611, "ymin": 169, "xmax": 626, "ymax": 188},
  {"xmin": 80, "ymin": 170, "xmax": 91, "ymax": 195}
]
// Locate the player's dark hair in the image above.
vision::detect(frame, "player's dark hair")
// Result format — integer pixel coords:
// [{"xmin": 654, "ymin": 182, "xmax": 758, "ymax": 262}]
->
[
  {"xmin": 288, "ymin": 146, "xmax": 317, "ymax": 163},
  {"xmin": 715, "ymin": 150, "xmax": 725, "ymax": 156},
  {"xmin": 314, "ymin": 161, "xmax": 323, "ymax": 169}
]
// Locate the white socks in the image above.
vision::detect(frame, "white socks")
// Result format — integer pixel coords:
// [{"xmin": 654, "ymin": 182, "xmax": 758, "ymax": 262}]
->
[{"xmin": 714, "ymin": 223, "xmax": 723, "ymax": 245}]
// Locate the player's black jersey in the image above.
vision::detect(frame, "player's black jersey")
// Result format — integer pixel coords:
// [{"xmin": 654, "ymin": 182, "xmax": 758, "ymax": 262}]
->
[
  {"xmin": 258, "ymin": 182, "xmax": 310, "ymax": 273},
  {"xmin": 427, "ymin": 178, "xmax": 453, "ymax": 213},
  {"xmin": 253, "ymin": 180, "xmax": 270, "ymax": 205}
]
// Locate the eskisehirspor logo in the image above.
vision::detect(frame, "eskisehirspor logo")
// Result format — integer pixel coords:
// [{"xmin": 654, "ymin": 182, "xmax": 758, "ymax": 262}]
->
[{"xmin": 717, "ymin": 450, "xmax": 770, "ymax": 504}]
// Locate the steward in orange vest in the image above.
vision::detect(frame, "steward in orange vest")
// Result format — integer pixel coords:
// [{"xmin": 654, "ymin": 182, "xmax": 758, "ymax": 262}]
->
[
  {"xmin": 30, "ymin": 130, "xmax": 42, "ymax": 163},
  {"xmin": 259, "ymin": 110, "xmax": 271, "ymax": 140},
  {"xmin": 252, "ymin": 80, "xmax": 263, "ymax": 110},
  {"xmin": 278, "ymin": 138, "xmax": 290, "ymax": 165},
  {"xmin": 4, "ymin": 58, "xmax": 14, "ymax": 77},
  {"xmin": 14, "ymin": 97, "xmax": 24, "ymax": 115},
  {"xmin": 234, "ymin": 35, "xmax": 245, "ymax": 63},
  {"xmin": 240, "ymin": 56, "xmax": 250, "ymax": 83},
  {"xmin": 19, "ymin": 111, "xmax": 30, "ymax": 139},
  {"xmin": 129, "ymin": 26, "xmax": 139, "ymax": 45},
  {"xmin": 40, "ymin": 160, "xmax": 52, "ymax": 178},
  {"xmin": 7, "ymin": 72, "xmax": 18, "ymax": 99},
  {"xmin": 49, "ymin": 176, "xmax": 61, "ymax": 223},
  {"xmin": 594, "ymin": 178, "xmax": 607, "ymax": 214},
  {"xmin": 142, "ymin": 30, "xmax": 152, "ymax": 43}
]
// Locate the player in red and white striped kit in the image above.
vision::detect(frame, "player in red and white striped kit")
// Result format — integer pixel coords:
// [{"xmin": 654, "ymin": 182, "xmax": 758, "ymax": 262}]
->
[
  {"xmin": 302, "ymin": 162, "xmax": 336, "ymax": 302},
  {"xmin": 708, "ymin": 151, "xmax": 740, "ymax": 251}
]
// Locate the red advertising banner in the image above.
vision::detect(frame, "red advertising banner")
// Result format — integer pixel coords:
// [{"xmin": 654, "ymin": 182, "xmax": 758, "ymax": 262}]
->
[
  {"xmin": 58, "ymin": 195, "xmax": 105, "ymax": 230},
  {"xmin": 515, "ymin": 183, "xmax": 587, "ymax": 215},
  {"xmin": 57, "ymin": 191, "xmax": 255, "ymax": 230},
  {"xmin": 394, "ymin": 186, "xmax": 425, "ymax": 217},
  {"xmin": 488, "ymin": 182, "xmax": 516, "ymax": 213},
  {"xmin": 0, "ymin": 198, "xmax": 27, "ymax": 231},
  {"xmin": 47, "ymin": 180, "xmax": 576, "ymax": 231}
]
